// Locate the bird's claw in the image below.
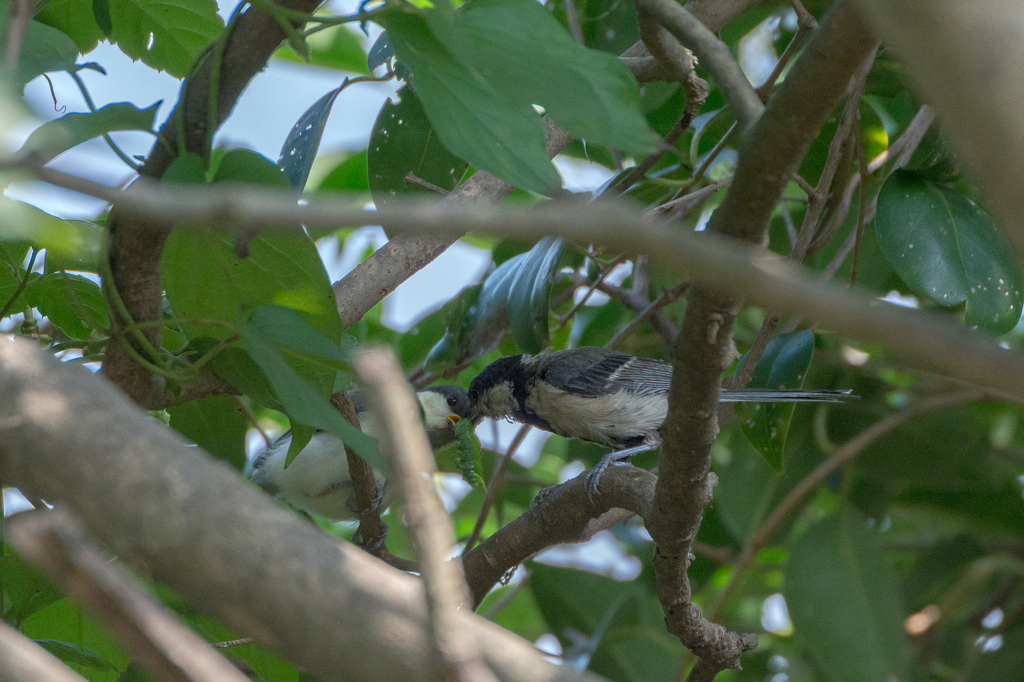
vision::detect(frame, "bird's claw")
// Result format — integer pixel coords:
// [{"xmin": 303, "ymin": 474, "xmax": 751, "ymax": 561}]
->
[
  {"xmin": 346, "ymin": 483, "xmax": 384, "ymax": 517},
  {"xmin": 586, "ymin": 452, "xmax": 633, "ymax": 503}
]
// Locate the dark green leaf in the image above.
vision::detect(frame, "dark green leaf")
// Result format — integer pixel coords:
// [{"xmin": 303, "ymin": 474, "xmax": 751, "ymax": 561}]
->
[
  {"xmin": 0, "ymin": 552, "xmax": 63, "ymax": 625},
  {"xmin": 93, "ymin": 0, "xmax": 113, "ymax": 36},
  {"xmin": 367, "ymin": 30, "xmax": 393, "ymax": 71},
  {"xmin": 106, "ymin": 0, "xmax": 224, "ymax": 78},
  {"xmin": 279, "ymin": 88, "xmax": 341, "ymax": 191},
  {"xmin": 965, "ymin": 623, "xmax": 1024, "ymax": 682},
  {"xmin": 0, "ymin": 6, "xmax": 79, "ymax": 87},
  {"xmin": 507, "ymin": 237, "xmax": 564, "ymax": 353},
  {"xmin": 736, "ymin": 330, "xmax": 815, "ymax": 471},
  {"xmin": 275, "ymin": 25, "xmax": 369, "ymax": 75},
  {"xmin": 204, "ymin": 345, "xmax": 284, "ymax": 412},
  {"xmin": 530, "ymin": 562, "xmax": 683, "ymax": 680},
  {"xmin": 367, "ymin": 86, "xmax": 466, "ymax": 209},
  {"xmin": 713, "ymin": 427, "xmax": 783, "ymax": 543},
  {"xmin": 241, "ymin": 305, "xmax": 383, "ymax": 470},
  {"xmin": 384, "ymin": 9, "xmax": 561, "ymax": 196},
  {"xmin": 315, "ymin": 150, "xmax": 369, "ymax": 193},
  {"xmin": 785, "ymin": 511, "xmax": 912, "ymax": 682},
  {"xmin": 168, "ymin": 396, "xmax": 248, "ymax": 470},
  {"xmin": 427, "ymin": 0, "xmax": 657, "ymax": 155},
  {"xmin": 19, "ymin": 101, "xmax": 159, "ymax": 164},
  {"xmin": 875, "ymin": 170, "xmax": 1023, "ymax": 334},
  {"xmin": 35, "ymin": 640, "xmax": 118, "ymax": 671},
  {"xmin": 24, "ymin": 273, "xmax": 108, "ymax": 340},
  {"xmin": 34, "ymin": 0, "xmax": 105, "ymax": 53}
]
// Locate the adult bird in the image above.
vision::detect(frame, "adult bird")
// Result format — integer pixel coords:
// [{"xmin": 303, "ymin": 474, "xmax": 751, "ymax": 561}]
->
[
  {"xmin": 467, "ymin": 347, "xmax": 850, "ymax": 491},
  {"xmin": 248, "ymin": 385, "xmax": 471, "ymax": 520}
]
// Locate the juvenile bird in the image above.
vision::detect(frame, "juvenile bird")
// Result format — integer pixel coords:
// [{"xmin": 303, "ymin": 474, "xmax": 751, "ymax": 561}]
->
[
  {"xmin": 248, "ymin": 384, "xmax": 471, "ymax": 520},
  {"xmin": 467, "ymin": 347, "xmax": 850, "ymax": 490}
]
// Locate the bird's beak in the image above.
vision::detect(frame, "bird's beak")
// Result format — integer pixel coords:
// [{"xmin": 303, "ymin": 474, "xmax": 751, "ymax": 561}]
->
[{"xmin": 447, "ymin": 414, "xmax": 461, "ymax": 426}]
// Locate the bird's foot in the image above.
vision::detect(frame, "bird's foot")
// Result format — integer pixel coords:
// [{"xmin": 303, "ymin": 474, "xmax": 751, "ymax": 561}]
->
[
  {"xmin": 346, "ymin": 483, "xmax": 384, "ymax": 517},
  {"xmin": 585, "ymin": 440, "xmax": 659, "ymax": 503}
]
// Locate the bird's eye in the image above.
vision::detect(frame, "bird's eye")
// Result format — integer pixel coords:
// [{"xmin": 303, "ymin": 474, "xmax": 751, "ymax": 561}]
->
[
  {"xmin": 468, "ymin": 388, "xmax": 479, "ymax": 403},
  {"xmin": 447, "ymin": 394, "xmax": 458, "ymax": 407}
]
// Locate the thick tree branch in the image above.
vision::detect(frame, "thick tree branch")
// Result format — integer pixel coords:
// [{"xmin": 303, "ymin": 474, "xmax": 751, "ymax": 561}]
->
[
  {"xmin": 21, "ymin": 169, "xmax": 1024, "ymax": 404},
  {"xmin": 0, "ymin": 339, "xmax": 604, "ymax": 682},
  {"xmin": 650, "ymin": 0, "xmax": 877, "ymax": 674}
]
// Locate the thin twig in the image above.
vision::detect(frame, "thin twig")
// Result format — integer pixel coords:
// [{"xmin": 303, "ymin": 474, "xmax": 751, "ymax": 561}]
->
[
  {"xmin": 404, "ymin": 172, "xmax": 450, "ymax": 196},
  {"xmin": 463, "ymin": 423, "xmax": 533, "ymax": 554}
]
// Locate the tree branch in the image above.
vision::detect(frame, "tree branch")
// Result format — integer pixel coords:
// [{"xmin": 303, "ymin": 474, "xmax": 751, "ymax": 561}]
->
[
  {"xmin": 8, "ymin": 510, "xmax": 250, "ymax": 682},
  {"xmin": 20, "ymin": 167, "xmax": 1024, "ymax": 404},
  {"xmin": 462, "ymin": 466, "xmax": 658, "ymax": 606},
  {"xmin": 0, "ymin": 339, "xmax": 604, "ymax": 682},
  {"xmin": 649, "ymin": 0, "xmax": 877, "ymax": 674}
]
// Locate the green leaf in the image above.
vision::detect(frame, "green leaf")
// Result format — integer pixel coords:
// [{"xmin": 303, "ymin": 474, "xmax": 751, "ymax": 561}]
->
[
  {"xmin": 19, "ymin": 102, "xmax": 160, "ymax": 163},
  {"xmin": 384, "ymin": 9, "xmax": 561, "ymax": 196},
  {"xmin": 875, "ymin": 170, "xmax": 1024, "ymax": 334},
  {"xmin": 275, "ymin": 24, "xmax": 370, "ymax": 75},
  {"xmin": 0, "ymin": 198, "xmax": 100, "ymax": 262},
  {"xmin": 367, "ymin": 30, "xmax": 392, "ymax": 71},
  {"xmin": 167, "ymin": 396, "xmax": 248, "ymax": 470},
  {"xmin": 203, "ymin": 345, "xmax": 284, "ymax": 412},
  {"xmin": 107, "ymin": 0, "xmax": 224, "ymax": 78},
  {"xmin": 161, "ymin": 151, "xmax": 341, "ymax": 344},
  {"xmin": 735, "ymin": 330, "xmax": 815, "ymax": 471},
  {"xmin": 367, "ymin": 86, "xmax": 466, "ymax": 209},
  {"xmin": 0, "ymin": 551, "xmax": 64, "ymax": 626},
  {"xmin": 0, "ymin": 5, "xmax": 79, "ymax": 87},
  {"xmin": 35, "ymin": 640, "xmax": 118, "ymax": 671},
  {"xmin": 530, "ymin": 562, "xmax": 684, "ymax": 680},
  {"xmin": 241, "ymin": 305, "xmax": 384, "ymax": 471},
  {"xmin": 22, "ymin": 598, "xmax": 130, "ymax": 674},
  {"xmin": 425, "ymin": 237, "xmax": 565, "ymax": 371},
  {"xmin": 34, "ymin": 0, "xmax": 106, "ymax": 53},
  {"xmin": 93, "ymin": 0, "xmax": 114, "ymax": 37},
  {"xmin": 785, "ymin": 511, "xmax": 912, "ymax": 682},
  {"xmin": 507, "ymin": 236, "xmax": 564, "ymax": 353},
  {"xmin": 24, "ymin": 273, "xmax": 108, "ymax": 340},
  {"xmin": 279, "ymin": 88, "xmax": 341, "ymax": 191},
  {"xmin": 427, "ymin": 0, "xmax": 657, "ymax": 156},
  {"xmin": 315, "ymin": 150, "xmax": 369, "ymax": 193}
]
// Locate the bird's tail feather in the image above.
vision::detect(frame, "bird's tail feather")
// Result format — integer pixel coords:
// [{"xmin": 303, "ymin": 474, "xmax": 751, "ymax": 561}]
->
[{"xmin": 720, "ymin": 388, "xmax": 854, "ymax": 403}]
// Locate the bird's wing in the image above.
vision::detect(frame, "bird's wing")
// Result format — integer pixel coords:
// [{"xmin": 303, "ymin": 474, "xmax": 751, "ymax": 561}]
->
[{"xmin": 541, "ymin": 348, "xmax": 672, "ymax": 397}]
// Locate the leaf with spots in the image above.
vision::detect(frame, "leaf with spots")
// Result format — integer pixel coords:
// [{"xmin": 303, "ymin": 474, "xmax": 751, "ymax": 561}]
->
[
  {"xmin": 736, "ymin": 330, "xmax": 815, "ymax": 471},
  {"xmin": 367, "ymin": 86, "xmax": 466, "ymax": 210},
  {"xmin": 279, "ymin": 87, "xmax": 341, "ymax": 191},
  {"xmin": 875, "ymin": 170, "xmax": 1023, "ymax": 334}
]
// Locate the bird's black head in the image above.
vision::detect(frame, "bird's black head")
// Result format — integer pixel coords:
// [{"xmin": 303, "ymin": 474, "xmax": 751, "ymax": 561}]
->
[{"xmin": 467, "ymin": 355, "xmax": 528, "ymax": 422}]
